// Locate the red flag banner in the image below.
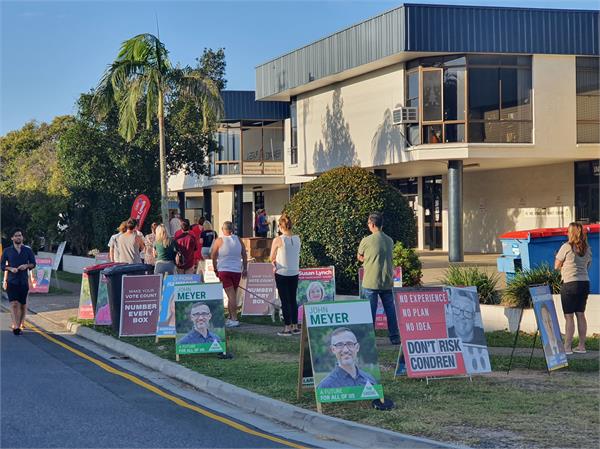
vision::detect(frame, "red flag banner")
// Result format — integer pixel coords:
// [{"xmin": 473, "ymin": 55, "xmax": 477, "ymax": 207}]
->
[{"xmin": 130, "ymin": 194, "xmax": 151, "ymax": 230}]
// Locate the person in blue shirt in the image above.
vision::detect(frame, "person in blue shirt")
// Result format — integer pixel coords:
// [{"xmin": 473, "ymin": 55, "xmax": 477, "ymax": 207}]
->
[
  {"xmin": 317, "ymin": 327, "xmax": 377, "ymax": 389},
  {"xmin": 1, "ymin": 229, "xmax": 36, "ymax": 335},
  {"xmin": 179, "ymin": 303, "xmax": 221, "ymax": 344}
]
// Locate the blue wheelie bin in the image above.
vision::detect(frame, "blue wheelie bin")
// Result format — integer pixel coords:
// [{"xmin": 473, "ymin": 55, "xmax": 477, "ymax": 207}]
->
[
  {"xmin": 102, "ymin": 263, "xmax": 153, "ymax": 332},
  {"xmin": 497, "ymin": 224, "xmax": 599, "ymax": 293}
]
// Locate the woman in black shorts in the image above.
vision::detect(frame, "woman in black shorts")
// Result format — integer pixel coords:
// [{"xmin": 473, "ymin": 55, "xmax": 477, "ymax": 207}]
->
[{"xmin": 555, "ymin": 222, "xmax": 592, "ymax": 355}]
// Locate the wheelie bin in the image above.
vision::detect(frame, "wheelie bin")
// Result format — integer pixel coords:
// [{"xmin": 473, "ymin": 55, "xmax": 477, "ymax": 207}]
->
[{"xmin": 84, "ymin": 262, "xmax": 124, "ymax": 314}]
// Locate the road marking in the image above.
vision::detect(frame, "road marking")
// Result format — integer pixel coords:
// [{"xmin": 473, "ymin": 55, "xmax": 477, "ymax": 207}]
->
[{"xmin": 25, "ymin": 321, "xmax": 311, "ymax": 449}]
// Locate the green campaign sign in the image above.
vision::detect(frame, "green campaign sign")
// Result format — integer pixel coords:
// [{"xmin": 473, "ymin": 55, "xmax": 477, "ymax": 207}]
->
[
  {"xmin": 305, "ymin": 300, "xmax": 383, "ymax": 404},
  {"xmin": 175, "ymin": 283, "xmax": 226, "ymax": 355}
]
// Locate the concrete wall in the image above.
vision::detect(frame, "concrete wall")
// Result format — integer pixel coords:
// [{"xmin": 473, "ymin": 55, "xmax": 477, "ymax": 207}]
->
[
  {"xmin": 264, "ymin": 189, "xmax": 290, "ymax": 233},
  {"xmin": 291, "ymin": 63, "xmax": 405, "ymax": 177},
  {"xmin": 211, "ymin": 188, "xmax": 233, "ymax": 233},
  {"xmin": 461, "ymin": 163, "xmax": 574, "ymax": 252}
]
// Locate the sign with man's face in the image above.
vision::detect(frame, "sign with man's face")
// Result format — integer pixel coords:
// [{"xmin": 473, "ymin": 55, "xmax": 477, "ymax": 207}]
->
[
  {"xmin": 305, "ymin": 300, "xmax": 383, "ymax": 404},
  {"xmin": 156, "ymin": 274, "xmax": 201, "ymax": 337},
  {"xmin": 529, "ymin": 285, "xmax": 568, "ymax": 371},
  {"xmin": 241, "ymin": 263, "xmax": 276, "ymax": 316},
  {"xmin": 119, "ymin": 275, "xmax": 162, "ymax": 337},
  {"xmin": 29, "ymin": 257, "xmax": 52, "ymax": 294},
  {"xmin": 175, "ymin": 283, "xmax": 226, "ymax": 355}
]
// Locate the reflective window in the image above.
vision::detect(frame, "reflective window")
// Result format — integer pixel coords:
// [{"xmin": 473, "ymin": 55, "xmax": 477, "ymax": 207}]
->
[
  {"xmin": 444, "ymin": 68, "xmax": 465, "ymax": 121},
  {"xmin": 422, "ymin": 70, "xmax": 442, "ymax": 122},
  {"xmin": 290, "ymin": 98, "xmax": 298, "ymax": 165},
  {"xmin": 468, "ymin": 68, "xmax": 500, "ymax": 120},
  {"xmin": 576, "ymin": 57, "xmax": 600, "ymax": 143}
]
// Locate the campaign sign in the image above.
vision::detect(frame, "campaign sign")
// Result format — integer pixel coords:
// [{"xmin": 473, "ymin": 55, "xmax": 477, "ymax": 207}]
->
[
  {"xmin": 130, "ymin": 194, "xmax": 151, "ymax": 230},
  {"xmin": 29, "ymin": 257, "xmax": 52, "ymax": 293},
  {"xmin": 305, "ymin": 300, "xmax": 383, "ymax": 404},
  {"xmin": 395, "ymin": 288, "xmax": 466, "ymax": 378},
  {"xmin": 444, "ymin": 286, "xmax": 491, "ymax": 374},
  {"xmin": 156, "ymin": 274, "xmax": 201, "ymax": 337},
  {"xmin": 52, "ymin": 241, "xmax": 67, "ymax": 271},
  {"xmin": 203, "ymin": 259, "xmax": 220, "ymax": 283},
  {"xmin": 529, "ymin": 285, "xmax": 568, "ymax": 371},
  {"xmin": 119, "ymin": 275, "xmax": 162, "ymax": 337},
  {"xmin": 175, "ymin": 283, "xmax": 226, "ymax": 355},
  {"xmin": 77, "ymin": 273, "xmax": 94, "ymax": 320},
  {"xmin": 297, "ymin": 266, "xmax": 335, "ymax": 323},
  {"xmin": 94, "ymin": 273, "xmax": 112, "ymax": 325},
  {"xmin": 242, "ymin": 263, "xmax": 276, "ymax": 316}
]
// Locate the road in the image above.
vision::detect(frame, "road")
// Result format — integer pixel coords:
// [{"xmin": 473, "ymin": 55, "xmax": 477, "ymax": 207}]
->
[{"xmin": 0, "ymin": 310, "xmax": 313, "ymax": 449}]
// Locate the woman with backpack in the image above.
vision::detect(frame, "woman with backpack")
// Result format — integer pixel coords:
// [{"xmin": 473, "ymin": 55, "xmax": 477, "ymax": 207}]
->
[{"xmin": 174, "ymin": 219, "xmax": 197, "ymax": 274}]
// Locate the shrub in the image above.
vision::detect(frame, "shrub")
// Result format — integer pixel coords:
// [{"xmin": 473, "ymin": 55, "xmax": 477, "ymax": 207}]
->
[
  {"xmin": 284, "ymin": 166, "xmax": 417, "ymax": 294},
  {"xmin": 392, "ymin": 242, "xmax": 422, "ymax": 286},
  {"xmin": 440, "ymin": 265, "xmax": 500, "ymax": 304},
  {"xmin": 502, "ymin": 264, "xmax": 562, "ymax": 308}
]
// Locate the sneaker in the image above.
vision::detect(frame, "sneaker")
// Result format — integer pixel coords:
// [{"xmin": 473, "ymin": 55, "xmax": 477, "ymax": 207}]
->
[
  {"xmin": 573, "ymin": 348, "xmax": 587, "ymax": 354},
  {"xmin": 12, "ymin": 328, "xmax": 21, "ymax": 336},
  {"xmin": 390, "ymin": 338, "xmax": 401, "ymax": 345},
  {"xmin": 277, "ymin": 330, "xmax": 292, "ymax": 337},
  {"xmin": 225, "ymin": 319, "xmax": 240, "ymax": 328},
  {"xmin": 291, "ymin": 328, "xmax": 301, "ymax": 335}
]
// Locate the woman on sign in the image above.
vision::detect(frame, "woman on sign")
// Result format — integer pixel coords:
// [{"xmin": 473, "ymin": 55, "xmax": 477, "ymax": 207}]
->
[
  {"xmin": 270, "ymin": 214, "xmax": 301, "ymax": 336},
  {"xmin": 153, "ymin": 224, "xmax": 177, "ymax": 277},
  {"xmin": 555, "ymin": 222, "xmax": 592, "ymax": 355}
]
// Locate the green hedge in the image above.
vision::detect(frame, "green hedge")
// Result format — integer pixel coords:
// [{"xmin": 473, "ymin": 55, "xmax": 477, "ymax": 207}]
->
[{"xmin": 284, "ymin": 166, "xmax": 417, "ymax": 293}]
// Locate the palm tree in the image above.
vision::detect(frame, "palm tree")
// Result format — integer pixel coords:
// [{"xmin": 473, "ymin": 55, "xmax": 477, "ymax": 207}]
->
[{"xmin": 92, "ymin": 33, "xmax": 222, "ymax": 230}]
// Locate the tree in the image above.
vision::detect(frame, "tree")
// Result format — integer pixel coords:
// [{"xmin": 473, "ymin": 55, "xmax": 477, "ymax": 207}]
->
[
  {"xmin": 92, "ymin": 34, "xmax": 223, "ymax": 229},
  {"xmin": 196, "ymin": 48, "xmax": 227, "ymax": 90},
  {"xmin": 284, "ymin": 166, "xmax": 417, "ymax": 293}
]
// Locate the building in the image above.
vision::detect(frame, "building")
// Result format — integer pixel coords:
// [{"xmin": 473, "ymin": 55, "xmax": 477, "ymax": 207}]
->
[{"xmin": 171, "ymin": 4, "xmax": 599, "ymax": 259}]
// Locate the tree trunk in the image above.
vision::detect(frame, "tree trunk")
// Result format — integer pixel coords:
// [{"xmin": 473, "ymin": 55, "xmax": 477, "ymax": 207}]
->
[{"xmin": 157, "ymin": 92, "xmax": 170, "ymax": 234}]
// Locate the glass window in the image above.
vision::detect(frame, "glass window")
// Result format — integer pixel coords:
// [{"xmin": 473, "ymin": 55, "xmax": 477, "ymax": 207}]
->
[
  {"xmin": 406, "ymin": 71, "xmax": 419, "ymax": 108},
  {"xmin": 407, "ymin": 124, "xmax": 420, "ymax": 146},
  {"xmin": 469, "ymin": 68, "xmax": 500, "ymax": 120},
  {"xmin": 227, "ymin": 129, "xmax": 240, "ymax": 161},
  {"xmin": 423, "ymin": 124, "xmax": 443, "ymax": 144},
  {"xmin": 444, "ymin": 124, "xmax": 465, "ymax": 143},
  {"xmin": 422, "ymin": 70, "xmax": 442, "ymax": 122},
  {"xmin": 500, "ymin": 68, "xmax": 532, "ymax": 120},
  {"xmin": 290, "ymin": 98, "xmax": 298, "ymax": 165},
  {"xmin": 263, "ymin": 124, "xmax": 283, "ymax": 161},
  {"xmin": 469, "ymin": 121, "xmax": 532, "ymax": 144},
  {"xmin": 242, "ymin": 127, "xmax": 262, "ymax": 161},
  {"xmin": 576, "ymin": 57, "xmax": 600, "ymax": 143},
  {"xmin": 444, "ymin": 67, "xmax": 465, "ymax": 121}
]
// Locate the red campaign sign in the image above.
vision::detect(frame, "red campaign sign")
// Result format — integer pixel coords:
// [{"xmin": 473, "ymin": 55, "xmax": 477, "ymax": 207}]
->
[
  {"xmin": 119, "ymin": 275, "xmax": 162, "ymax": 337},
  {"xmin": 241, "ymin": 263, "xmax": 276, "ymax": 316},
  {"xmin": 130, "ymin": 194, "xmax": 151, "ymax": 230},
  {"xmin": 395, "ymin": 288, "xmax": 466, "ymax": 378},
  {"xmin": 298, "ymin": 267, "xmax": 334, "ymax": 281}
]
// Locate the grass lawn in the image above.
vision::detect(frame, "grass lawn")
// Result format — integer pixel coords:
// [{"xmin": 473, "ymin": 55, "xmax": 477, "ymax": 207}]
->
[
  {"xmin": 55, "ymin": 271, "xmax": 83, "ymax": 284},
  {"xmin": 48, "ymin": 285, "xmax": 72, "ymax": 295},
  {"xmin": 80, "ymin": 321, "xmax": 599, "ymax": 449}
]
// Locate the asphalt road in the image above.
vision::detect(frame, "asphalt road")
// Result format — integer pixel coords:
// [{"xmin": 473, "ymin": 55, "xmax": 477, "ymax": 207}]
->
[{"xmin": 0, "ymin": 310, "xmax": 306, "ymax": 449}]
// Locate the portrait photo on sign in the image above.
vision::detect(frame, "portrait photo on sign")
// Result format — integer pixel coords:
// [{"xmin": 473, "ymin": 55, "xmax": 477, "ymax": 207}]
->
[
  {"xmin": 309, "ymin": 324, "xmax": 381, "ymax": 389},
  {"xmin": 175, "ymin": 300, "xmax": 225, "ymax": 345},
  {"xmin": 445, "ymin": 287, "xmax": 486, "ymax": 347},
  {"xmin": 534, "ymin": 301, "xmax": 564, "ymax": 360},
  {"xmin": 297, "ymin": 280, "xmax": 335, "ymax": 305}
]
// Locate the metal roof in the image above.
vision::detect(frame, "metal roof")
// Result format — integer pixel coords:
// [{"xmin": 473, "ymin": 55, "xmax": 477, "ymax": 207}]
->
[
  {"xmin": 221, "ymin": 90, "xmax": 289, "ymax": 121},
  {"xmin": 255, "ymin": 3, "xmax": 599, "ymax": 100}
]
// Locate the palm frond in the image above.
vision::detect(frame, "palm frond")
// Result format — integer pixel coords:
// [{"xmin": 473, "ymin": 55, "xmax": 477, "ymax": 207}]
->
[
  {"xmin": 178, "ymin": 70, "xmax": 224, "ymax": 128},
  {"xmin": 117, "ymin": 78, "xmax": 145, "ymax": 142}
]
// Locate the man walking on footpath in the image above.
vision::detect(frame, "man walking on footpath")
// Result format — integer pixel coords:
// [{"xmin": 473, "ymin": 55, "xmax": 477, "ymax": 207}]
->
[
  {"xmin": 1, "ymin": 229, "xmax": 36, "ymax": 335},
  {"xmin": 357, "ymin": 213, "xmax": 400, "ymax": 345}
]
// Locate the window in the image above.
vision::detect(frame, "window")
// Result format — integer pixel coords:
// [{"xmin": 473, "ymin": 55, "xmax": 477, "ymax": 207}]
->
[
  {"xmin": 290, "ymin": 98, "xmax": 298, "ymax": 165},
  {"xmin": 254, "ymin": 191, "xmax": 265, "ymax": 212},
  {"xmin": 468, "ymin": 56, "xmax": 532, "ymax": 143},
  {"xmin": 405, "ymin": 54, "xmax": 532, "ymax": 145},
  {"xmin": 576, "ymin": 57, "xmax": 600, "ymax": 143},
  {"xmin": 213, "ymin": 128, "xmax": 241, "ymax": 175},
  {"xmin": 574, "ymin": 160, "xmax": 599, "ymax": 223}
]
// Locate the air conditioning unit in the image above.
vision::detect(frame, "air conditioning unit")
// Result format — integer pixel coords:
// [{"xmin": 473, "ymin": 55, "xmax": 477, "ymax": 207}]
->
[{"xmin": 392, "ymin": 107, "xmax": 418, "ymax": 125}]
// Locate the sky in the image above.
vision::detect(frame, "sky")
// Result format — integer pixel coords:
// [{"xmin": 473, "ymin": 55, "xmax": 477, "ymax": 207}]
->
[{"xmin": 1, "ymin": 0, "xmax": 598, "ymax": 135}]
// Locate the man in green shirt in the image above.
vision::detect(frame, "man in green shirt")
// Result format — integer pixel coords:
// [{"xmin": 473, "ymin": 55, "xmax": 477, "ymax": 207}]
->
[{"xmin": 357, "ymin": 213, "xmax": 400, "ymax": 345}]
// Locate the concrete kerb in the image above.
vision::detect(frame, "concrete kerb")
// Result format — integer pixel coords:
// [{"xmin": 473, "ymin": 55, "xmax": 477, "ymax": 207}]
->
[{"xmin": 61, "ymin": 322, "xmax": 461, "ymax": 449}]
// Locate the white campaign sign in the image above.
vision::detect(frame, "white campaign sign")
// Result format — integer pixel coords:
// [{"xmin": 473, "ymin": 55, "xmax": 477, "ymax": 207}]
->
[{"xmin": 52, "ymin": 241, "xmax": 67, "ymax": 271}]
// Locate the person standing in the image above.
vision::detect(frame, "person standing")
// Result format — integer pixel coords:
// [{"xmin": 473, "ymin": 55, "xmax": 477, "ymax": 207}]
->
[
  {"xmin": 270, "ymin": 214, "xmax": 301, "ymax": 336},
  {"xmin": 153, "ymin": 224, "xmax": 177, "ymax": 276},
  {"xmin": 174, "ymin": 219, "xmax": 197, "ymax": 274},
  {"xmin": 197, "ymin": 221, "xmax": 217, "ymax": 275},
  {"xmin": 108, "ymin": 221, "xmax": 127, "ymax": 262},
  {"xmin": 255, "ymin": 209, "xmax": 269, "ymax": 238},
  {"xmin": 555, "ymin": 222, "xmax": 592, "ymax": 355},
  {"xmin": 1, "ymin": 229, "xmax": 36, "ymax": 335},
  {"xmin": 169, "ymin": 211, "xmax": 182, "ymax": 237},
  {"xmin": 190, "ymin": 217, "xmax": 204, "ymax": 272},
  {"xmin": 357, "ymin": 213, "xmax": 400, "ymax": 345},
  {"xmin": 144, "ymin": 222, "xmax": 158, "ymax": 267},
  {"xmin": 211, "ymin": 221, "xmax": 247, "ymax": 328},
  {"xmin": 116, "ymin": 219, "xmax": 145, "ymax": 264}
]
